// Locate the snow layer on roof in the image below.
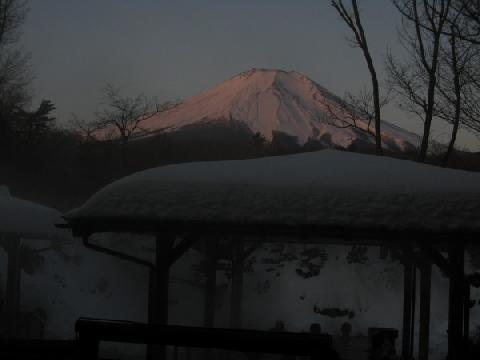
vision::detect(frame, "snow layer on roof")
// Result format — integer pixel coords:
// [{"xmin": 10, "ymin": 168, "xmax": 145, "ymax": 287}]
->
[
  {"xmin": 0, "ymin": 190, "xmax": 70, "ymax": 239},
  {"xmin": 65, "ymin": 150, "xmax": 480, "ymax": 232},
  {"xmin": 0, "ymin": 185, "xmax": 10, "ymax": 196}
]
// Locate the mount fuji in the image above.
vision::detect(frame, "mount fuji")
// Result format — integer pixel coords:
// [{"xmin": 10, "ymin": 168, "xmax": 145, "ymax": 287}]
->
[{"xmin": 137, "ymin": 68, "xmax": 419, "ymax": 152}]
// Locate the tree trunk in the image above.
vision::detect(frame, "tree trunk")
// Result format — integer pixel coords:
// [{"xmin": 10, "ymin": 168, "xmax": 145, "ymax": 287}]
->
[
  {"xmin": 419, "ymin": 78, "xmax": 436, "ymax": 163},
  {"xmin": 443, "ymin": 119, "xmax": 460, "ymax": 167},
  {"xmin": 443, "ymin": 30, "xmax": 462, "ymax": 167},
  {"xmin": 352, "ymin": 0, "xmax": 383, "ymax": 156},
  {"xmin": 418, "ymin": 21, "xmax": 444, "ymax": 163},
  {"xmin": 372, "ymin": 74, "xmax": 383, "ymax": 156}
]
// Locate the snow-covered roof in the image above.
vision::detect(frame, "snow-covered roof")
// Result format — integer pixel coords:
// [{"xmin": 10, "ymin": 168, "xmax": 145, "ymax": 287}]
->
[
  {"xmin": 0, "ymin": 188, "xmax": 71, "ymax": 239},
  {"xmin": 65, "ymin": 150, "xmax": 480, "ymax": 235}
]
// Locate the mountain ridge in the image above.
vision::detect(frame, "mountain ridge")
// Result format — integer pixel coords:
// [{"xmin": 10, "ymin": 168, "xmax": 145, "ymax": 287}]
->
[{"xmin": 134, "ymin": 68, "xmax": 420, "ymax": 152}]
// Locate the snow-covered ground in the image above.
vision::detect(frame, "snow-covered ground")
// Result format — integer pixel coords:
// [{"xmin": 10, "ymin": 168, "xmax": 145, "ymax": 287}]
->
[
  {"xmin": 3, "ymin": 237, "xmax": 479, "ymax": 360},
  {"xmin": 3, "ymin": 150, "xmax": 480, "ymax": 359},
  {"xmin": 112, "ymin": 68, "xmax": 420, "ymax": 151}
]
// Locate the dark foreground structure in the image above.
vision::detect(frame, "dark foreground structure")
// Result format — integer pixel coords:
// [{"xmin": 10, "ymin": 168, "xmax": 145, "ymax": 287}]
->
[
  {"xmin": 0, "ymin": 187, "xmax": 70, "ymax": 339},
  {"xmin": 59, "ymin": 150, "xmax": 480, "ymax": 360},
  {"xmin": 0, "ymin": 318, "xmax": 338, "ymax": 360}
]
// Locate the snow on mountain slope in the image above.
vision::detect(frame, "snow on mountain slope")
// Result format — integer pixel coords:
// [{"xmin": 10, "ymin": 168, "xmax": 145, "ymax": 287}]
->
[{"xmin": 139, "ymin": 69, "xmax": 420, "ymax": 151}]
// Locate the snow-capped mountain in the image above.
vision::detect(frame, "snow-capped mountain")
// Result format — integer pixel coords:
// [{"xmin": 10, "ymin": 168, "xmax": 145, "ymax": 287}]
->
[{"xmin": 138, "ymin": 68, "xmax": 419, "ymax": 151}]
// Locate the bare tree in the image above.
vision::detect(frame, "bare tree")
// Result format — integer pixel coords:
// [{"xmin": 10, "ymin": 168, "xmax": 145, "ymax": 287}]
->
[
  {"xmin": 345, "ymin": 88, "xmax": 392, "ymax": 134},
  {"xmin": 448, "ymin": 0, "xmax": 480, "ymax": 44},
  {"xmin": 331, "ymin": 0, "xmax": 384, "ymax": 155},
  {"xmin": 436, "ymin": 22, "xmax": 480, "ymax": 165},
  {"xmin": 95, "ymin": 84, "xmax": 160, "ymax": 145},
  {"xmin": 69, "ymin": 114, "xmax": 99, "ymax": 141},
  {"xmin": 388, "ymin": 0, "xmax": 452, "ymax": 162},
  {"xmin": 0, "ymin": 0, "xmax": 28, "ymax": 45},
  {"xmin": 460, "ymin": 84, "xmax": 480, "ymax": 133},
  {"xmin": 0, "ymin": 0, "xmax": 31, "ymax": 160},
  {"xmin": 319, "ymin": 87, "xmax": 391, "ymax": 137}
]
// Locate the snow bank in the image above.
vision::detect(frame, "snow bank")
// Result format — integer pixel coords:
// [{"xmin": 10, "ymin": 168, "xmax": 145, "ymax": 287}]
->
[
  {"xmin": 0, "ymin": 187, "xmax": 70, "ymax": 240},
  {"xmin": 65, "ymin": 150, "xmax": 480, "ymax": 232}
]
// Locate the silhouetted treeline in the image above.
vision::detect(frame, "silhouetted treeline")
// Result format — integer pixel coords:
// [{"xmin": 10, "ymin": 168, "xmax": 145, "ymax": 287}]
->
[{"xmin": 2, "ymin": 115, "xmax": 480, "ymax": 213}]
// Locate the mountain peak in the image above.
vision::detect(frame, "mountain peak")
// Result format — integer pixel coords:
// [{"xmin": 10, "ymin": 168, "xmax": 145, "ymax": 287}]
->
[
  {"xmin": 138, "ymin": 69, "xmax": 419, "ymax": 151},
  {"xmin": 233, "ymin": 68, "xmax": 312, "ymax": 87}
]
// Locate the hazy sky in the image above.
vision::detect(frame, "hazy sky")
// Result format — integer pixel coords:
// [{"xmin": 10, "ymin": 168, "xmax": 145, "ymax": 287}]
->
[{"xmin": 22, "ymin": 0, "xmax": 479, "ymax": 150}]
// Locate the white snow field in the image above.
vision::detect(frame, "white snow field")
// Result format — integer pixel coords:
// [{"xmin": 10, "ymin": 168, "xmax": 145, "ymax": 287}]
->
[
  {"xmin": 128, "ymin": 69, "xmax": 420, "ymax": 151},
  {"xmin": 66, "ymin": 149, "xmax": 480, "ymax": 232},
  {"xmin": 7, "ymin": 152, "xmax": 480, "ymax": 359}
]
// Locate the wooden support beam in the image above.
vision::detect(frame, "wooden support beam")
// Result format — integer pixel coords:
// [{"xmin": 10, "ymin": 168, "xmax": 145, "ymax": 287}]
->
[
  {"xmin": 147, "ymin": 267, "xmax": 155, "ymax": 324},
  {"xmin": 82, "ymin": 237, "xmax": 154, "ymax": 268},
  {"xmin": 169, "ymin": 235, "xmax": 198, "ymax": 266},
  {"xmin": 418, "ymin": 243, "xmax": 450, "ymax": 276},
  {"xmin": 410, "ymin": 267, "xmax": 416, "ymax": 358},
  {"xmin": 419, "ymin": 262, "xmax": 432, "ymax": 360},
  {"xmin": 230, "ymin": 238, "xmax": 244, "ymax": 328},
  {"xmin": 241, "ymin": 241, "xmax": 261, "ymax": 261},
  {"xmin": 204, "ymin": 239, "xmax": 218, "ymax": 328},
  {"xmin": 464, "ymin": 283, "xmax": 471, "ymax": 348},
  {"xmin": 402, "ymin": 260, "xmax": 415, "ymax": 360},
  {"xmin": 154, "ymin": 235, "xmax": 174, "ymax": 325},
  {"xmin": 147, "ymin": 234, "xmax": 175, "ymax": 360},
  {"xmin": 447, "ymin": 240, "xmax": 465, "ymax": 360},
  {"xmin": 5, "ymin": 236, "xmax": 21, "ymax": 338}
]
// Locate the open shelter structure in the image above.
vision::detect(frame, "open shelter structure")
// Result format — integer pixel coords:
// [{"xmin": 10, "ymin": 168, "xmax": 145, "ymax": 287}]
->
[
  {"xmin": 0, "ymin": 186, "xmax": 71, "ymax": 337},
  {"xmin": 61, "ymin": 150, "xmax": 480, "ymax": 360}
]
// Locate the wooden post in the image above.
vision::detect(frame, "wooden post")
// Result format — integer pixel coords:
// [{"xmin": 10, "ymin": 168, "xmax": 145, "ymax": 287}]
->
[
  {"xmin": 464, "ymin": 283, "xmax": 471, "ymax": 349},
  {"xmin": 78, "ymin": 336, "xmax": 100, "ymax": 360},
  {"xmin": 5, "ymin": 236, "xmax": 22, "ymax": 338},
  {"xmin": 203, "ymin": 239, "xmax": 218, "ymax": 360},
  {"xmin": 419, "ymin": 262, "xmax": 432, "ymax": 360},
  {"xmin": 204, "ymin": 239, "xmax": 218, "ymax": 328},
  {"xmin": 154, "ymin": 235, "xmax": 174, "ymax": 325},
  {"xmin": 230, "ymin": 238, "xmax": 244, "ymax": 328},
  {"xmin": 402, "ymin": 261, "xmax": 415, "ymax": 360},
  {"xmin": 447, "ymin": 240, "xmax": 465, "ymax": 360},
  {"xmin": 410, "ymin": 267, "xmax": 416, "ymax": 356},
  {"xmin": 148, "ymin": 267, "xmax": 155, "ymax": 324},
  {"xmin": 147, "ymin": 234, "xmax": 174, "ymax": 360}
]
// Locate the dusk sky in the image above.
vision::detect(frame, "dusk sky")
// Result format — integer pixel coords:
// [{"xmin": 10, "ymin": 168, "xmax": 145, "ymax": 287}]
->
[{"xmin": 22, "ymin": 0, "xmax": 479, "ymax": 150}]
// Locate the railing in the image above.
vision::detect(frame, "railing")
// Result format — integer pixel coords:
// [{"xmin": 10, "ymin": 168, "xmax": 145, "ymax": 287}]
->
[
  {"xmin": 0, "ymin": 339, "xmax": 79, "ymax": 359},
  {"xmin": 75, "ymin": 318, "xmax": 339, "ymax": 360}
]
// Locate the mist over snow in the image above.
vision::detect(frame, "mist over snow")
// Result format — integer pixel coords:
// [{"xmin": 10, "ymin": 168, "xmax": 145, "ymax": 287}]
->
[
  {"xmin": 3, "ymin": 151, "xmax": 480, "ymax": 359},
  {"xmin": 4, "ymin": 234, "xmax": 480, "ymax": 360}
]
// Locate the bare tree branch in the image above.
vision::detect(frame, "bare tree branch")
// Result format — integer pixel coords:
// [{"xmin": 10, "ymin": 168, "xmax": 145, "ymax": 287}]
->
[
  {"xmin": 389, "ymin": 0, "xmax": 453, "ymax": 162},
  {"xmin": 331, "ymin": 0, "xmax": 384, "ymax": 155},
  {"xmin": 94, "ymin": 84, "xmax": 162, "ymax": 145}
]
